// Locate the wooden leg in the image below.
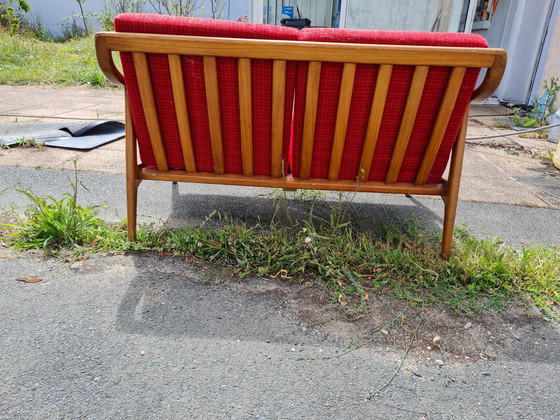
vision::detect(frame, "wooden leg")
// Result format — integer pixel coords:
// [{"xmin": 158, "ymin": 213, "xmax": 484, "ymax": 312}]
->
[
  {"xmin": 126, "ymin": 176, "xmax": 138, "ymax": 241},
  {"xmin": 441, "ymin": 195, "xmax": 457, "ymax": 260},
  {"xmin": 441, "ymin": 112, "xmax": 469, "ymax": 259},
  {"xmin": 125, "ymin": 94, "xmax": 140, "ymax": 241}
]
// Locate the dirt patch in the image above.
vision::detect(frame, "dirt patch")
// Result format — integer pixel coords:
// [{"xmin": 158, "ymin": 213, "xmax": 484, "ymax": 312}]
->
[{"xmin": 229, "ymin": 273, "xmax": 560, "ymax": 365}]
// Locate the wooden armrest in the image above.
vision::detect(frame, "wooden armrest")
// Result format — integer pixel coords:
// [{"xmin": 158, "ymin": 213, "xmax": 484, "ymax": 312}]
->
[
  {"xmin": 95, "ymin": 32, "xmax": 125, "ymax": 86},
  {"xmin": 471, "ymin": 49, "xmax": 507, "ymax": 102}
]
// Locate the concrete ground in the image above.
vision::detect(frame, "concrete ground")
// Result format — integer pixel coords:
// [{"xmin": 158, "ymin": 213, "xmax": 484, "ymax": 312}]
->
[{"xmin": 1, "ymin": 85, "xmax": 559, "ymax": 419}]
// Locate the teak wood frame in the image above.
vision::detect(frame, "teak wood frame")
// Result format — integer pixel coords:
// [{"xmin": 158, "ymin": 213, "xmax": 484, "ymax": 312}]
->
[{"xmin": 95, "ymin": 32, "xmax": 506, "ymax": 259}]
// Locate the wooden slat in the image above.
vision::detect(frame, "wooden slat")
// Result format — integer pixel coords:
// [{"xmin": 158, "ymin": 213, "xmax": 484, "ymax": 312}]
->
[
  {"xmin": 203, "ymin": 56, "xmax": 225, "ymax": 175},
  {"xmin": 102, "ymin": 33, "xmax": 498, "ymax": 68},
  {"xmin": 140, "ymin": 168, "xmax": 446, "ymax": 195},
  {"xmin": 358, "ymin": 64, "xmax": 393, "ymax": 181},
  {"xmin": 238, "ymin": 58, "xmax": 253, "ymax": 176},
  {"xmin": 415, "ymin": 67, "xmax": 467, "ymax": 186},
  {"xmin": 168, "ymin": 54, "xmax": 196, "ymax": 173},
  {"xmin": 271, "ymin": 60, "xmax": 286, "ymax": 178},
  {"xmin": 300, "ymin": 61, "xmax": 322, "ymax": 180},
  {"xmin": 132, "ymin": 52, "xmax": 168, "ymax": 171},
  {"xmin": 328, "ymin": 63, "xmax": 357, "ymax": 181},
  {"xmin": 385, "ymin": 65, "xmax": 429, "ymax": 184}
]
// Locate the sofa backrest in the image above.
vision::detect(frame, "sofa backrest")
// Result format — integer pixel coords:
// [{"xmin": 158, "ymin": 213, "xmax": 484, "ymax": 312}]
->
[{"xmin": 105, "ymin": 14, "xmax": 502, "ymax": 185}]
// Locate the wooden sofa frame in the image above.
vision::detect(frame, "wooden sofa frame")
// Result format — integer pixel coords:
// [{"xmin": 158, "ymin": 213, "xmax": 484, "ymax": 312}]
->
[{"xmin": 95, "ymin": 30, "xmax": 506, "ymax": 258}]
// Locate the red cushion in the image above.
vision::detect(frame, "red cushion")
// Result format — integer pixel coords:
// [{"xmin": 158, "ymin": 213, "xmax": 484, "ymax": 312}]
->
[
  {"xmin": 292, "ymin": 28, "xmax": 487, "ymax": 183},
  {"xmin": 115, "ymin": 14, "xmax": 299, "ymax": 175},
  {"xmin": 298, "ymin": 28, "xmax": 488, "ymax": 48}
]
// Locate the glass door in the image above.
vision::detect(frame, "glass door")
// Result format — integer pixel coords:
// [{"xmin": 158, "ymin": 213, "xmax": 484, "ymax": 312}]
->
[
  {"xmin": 342, "ymin": 0, "xmax": 472, "ymax": 32},
  {"xmin": 255, "ymin": 0, "xmax": 338, "ymax": 27}
]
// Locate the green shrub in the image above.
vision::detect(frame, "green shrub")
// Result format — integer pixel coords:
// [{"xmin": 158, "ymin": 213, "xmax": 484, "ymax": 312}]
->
[
  {"xmin": 0, "ymin": 0, "xmax": 30, "ymax": 35},
  {"xmin": 97, "ymin": 0, "xmax": 144, "ymax": 31}
]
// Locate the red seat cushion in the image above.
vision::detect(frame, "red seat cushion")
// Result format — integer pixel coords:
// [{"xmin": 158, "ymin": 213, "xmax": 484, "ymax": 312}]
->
[
  {"xmin": 115, "ymin": 14, "xmax": 299, "ymax": 175},
  {"xmin": 292, "ymin": 28, "xmax": 488, "ymax": 183}
]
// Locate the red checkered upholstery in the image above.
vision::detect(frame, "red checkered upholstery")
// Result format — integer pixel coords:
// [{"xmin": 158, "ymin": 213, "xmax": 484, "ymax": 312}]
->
[
  {"xmin": 115, "ymin": 14, "xmax": 299, "ymax": 175},
  {"xmin": 293, "ymin": 28, "xmax": 488, "ymax": 183},
  {"xmin": 115, "ymin": 15, "xmax": 486, "ymax": 184}
]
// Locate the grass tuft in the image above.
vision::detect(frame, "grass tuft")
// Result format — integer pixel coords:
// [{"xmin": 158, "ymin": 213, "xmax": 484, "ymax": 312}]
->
[{"xmin": 3, "ymin": 164, "xmax": 104, "ymax": 250}]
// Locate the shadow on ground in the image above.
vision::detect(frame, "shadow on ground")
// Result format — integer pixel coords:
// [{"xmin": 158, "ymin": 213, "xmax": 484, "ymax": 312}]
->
[
  {"xmin": 113, "ymin": 253, "xmax": 560, "ymax": 365},
  {"xmin": 163, "ymin": 182, "xmax": 444, "ymax": 234},
  {"xmin": 114, "ymin": 252, "xmax": 331, "ymax": 345}
]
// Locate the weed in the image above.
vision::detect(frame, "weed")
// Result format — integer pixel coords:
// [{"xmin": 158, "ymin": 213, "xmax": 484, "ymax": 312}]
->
[
  {"xmin": 537, "ymin": 77, "xmax": 560, "ymax": 121},
  {"xmin": 11, "ymin": 137, "xmax": 44, "ymax": 148},
  {"xmin": 494, "ymin": 77, "xmax": 560, "ymax": 137},
  {"xmin": 4, "ymin": 189, "xmax": 102, "ymax": 250},
  {"xmin": 2, "ymin": 163, "xmax": 104, "ymax": 252}
]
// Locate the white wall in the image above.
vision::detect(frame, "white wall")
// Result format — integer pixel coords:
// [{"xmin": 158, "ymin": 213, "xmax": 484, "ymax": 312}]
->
[
  {"xmin": 343, "ymin": 0, "xmax": 467, "ymax": 32},
  {"xmin": 532, "ymin": 0, "xmax": 560, "ymax": 106},
  {"xmin": 24, "ymin": 0, "xmax": 249, "ymax": 36},
  {"xmin": 25, "ymin": 0, "xmax": 103, "ymax": 34}
]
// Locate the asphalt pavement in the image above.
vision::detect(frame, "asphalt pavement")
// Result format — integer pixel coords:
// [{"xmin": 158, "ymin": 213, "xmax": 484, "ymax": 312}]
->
[{"xmin": 1, "ymin": 249, "xmax": 559, "ymax": 419}]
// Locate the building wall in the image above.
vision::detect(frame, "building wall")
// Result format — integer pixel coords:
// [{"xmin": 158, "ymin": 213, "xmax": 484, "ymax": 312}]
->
[
  {"xmin": 25, "ymin": 0, "xmax": 103, "ymax": 34},
  {"xmin": 24, "ymin": 0, "xmax": 249, "ymax": 36},
  {"xmin": 538, "ymin": 1, "xmax": 560, "ymax": 108}
]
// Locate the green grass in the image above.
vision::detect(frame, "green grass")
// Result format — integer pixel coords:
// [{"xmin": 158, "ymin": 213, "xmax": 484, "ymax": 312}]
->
[
  {"xmin": 0, "ymin": 28, "xmax": 112, "ymax": 87},
  {"xmin": 2, "ymin": 183, "xmax": 559, "ymax": 322}
]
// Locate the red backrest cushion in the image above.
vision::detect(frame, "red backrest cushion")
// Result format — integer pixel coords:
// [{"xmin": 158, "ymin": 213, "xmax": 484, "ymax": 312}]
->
[
  {"xmin": 115, "ymin": 14, "xmax": 299, "ymax": 175},
  {"xmin": 292, "ymin": 28, "xmax": 488, "ymax": 183}
]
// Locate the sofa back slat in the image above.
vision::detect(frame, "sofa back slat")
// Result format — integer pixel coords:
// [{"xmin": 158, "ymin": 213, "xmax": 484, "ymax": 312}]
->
[
  {"xmin": 358, "ymin": 64, "xmax": 393, "ymax": 181},
  {"xmin": 415, "ymin": 66, "xmax": 467, "ymax": 186},
  {"xmin": 328, "ymin": 63, "xmax": 357, "ymax": 182},
  {"xmin": 168, "ymin": 54, "xmax": 196, "ymax": 173},
  {"xmin": 385, "ymin": 65, "xmax": 429, "ymax": 184},
  {"xmin": 203, "ymin": 56, "xmax": 226, "ymax": 175},
  {"xmin": 238, "ymin": 58, "xmax": 254, "ymax": 177},
  {"xmin": 271, "ymin": 60, "xmax": 287, "ymax": 178},
  {"xmin": 300, "ymin": 61, "xmax": 322, "ymax": 180},
  {"xmin": 133, "ymin": 52, "xmax": 169, "ymax": 171}
]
